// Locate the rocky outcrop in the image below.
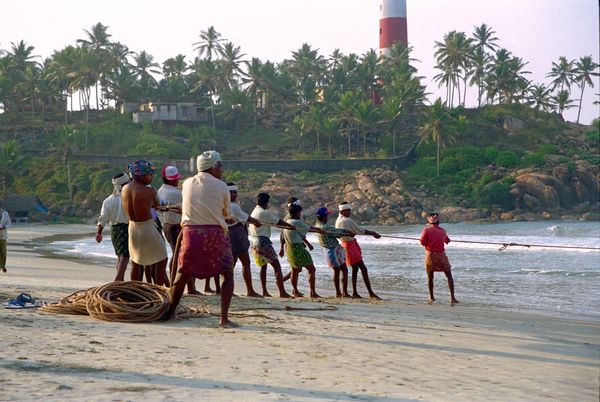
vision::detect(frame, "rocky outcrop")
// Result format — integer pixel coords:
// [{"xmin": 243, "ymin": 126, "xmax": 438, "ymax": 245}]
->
[{"xmin": 510, "ymin": 160, "xmax": 599, "ymax": 216}]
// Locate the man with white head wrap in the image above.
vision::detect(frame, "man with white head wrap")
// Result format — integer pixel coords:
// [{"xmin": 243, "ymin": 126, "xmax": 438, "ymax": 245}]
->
[
  {"xmin": 96, "ymin": 172, "xmax": 131, "ymax": 281},
  {"xmin": 167, "ymin": 151, "xmax": 238, "ymax": 327},
  {"xmin": 335, "ymin": 201, "xmax": 382, "ymax": 300}
]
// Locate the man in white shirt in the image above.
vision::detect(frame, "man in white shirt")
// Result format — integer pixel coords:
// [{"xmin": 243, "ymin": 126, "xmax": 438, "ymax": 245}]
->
[
  {"xmin": 335, "ymin": 201, "xmax": 381, "ymax": 299},
  {"xmin": 167, "ymin": 151, "xmax": 236, "ymax": 327},
  {"xmin": 227, "ymin": 182, "xmax": 263, "ymax": 297},
  {"xmin": 249, "ymin": 192, "xmax": 295, "ymax": 298},
  {"xmin": 0, "ymin": 200, "xmax": 12, "ymax": 273},
  {"xmin": 95, "ymin": 173, "xmax": 130, "ymax": 281}
]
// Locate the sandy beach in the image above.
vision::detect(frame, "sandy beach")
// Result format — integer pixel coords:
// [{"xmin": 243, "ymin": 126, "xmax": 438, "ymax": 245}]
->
[{"xmin": 0, "ymin": 224, "xmax": 598, "ymax": 401}]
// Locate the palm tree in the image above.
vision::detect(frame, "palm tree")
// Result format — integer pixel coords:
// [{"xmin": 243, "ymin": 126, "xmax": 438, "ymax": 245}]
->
[
  {"xmin": 573, "ymin": 55, "xmax": 599, "ymax": 123},
  {"xmin": 77, "ymin": 23, "xmax": 113, "ymax": 109},
  {"xmin": 468, "ymin": 46, "xmax": 490, "ymax": 107},
  {"xmin": 547, "ymin": 56, "xmax": 575, "ymax": 93},
  {"xmin": 193, "ymin": 26, "xmax": 225, "ymax": 61},
  {"xmin": 528, "ymin": 84, "xmax": 554, "ymax": 112},
  {"xmin": 472, "ymin": 23, "xmax": 499, "ymax": 53},
  {"xmin": 419, "ymin": 98, "xmax": 457, "ymax": 176},
  {"xmin": 552, "ymin": 89, "xmax": 575, "ymax": 118},
  {"xmin": 132, "ymin": 50, "xmax": 160, "ymax": 102},
  {"xmin": 434, "ymin": 31, "xmax": 472, "ymax": 106},
  {"xmin": 218, "ymin": 42, "xmax": 246, "ymax": 88},
  {"xmin": 288, "ymin": 43, "xmax": 326, "ymax": 106},
  {"xmin": 0, "ymin": 140, "xmax": 24, "ymax": 195}
]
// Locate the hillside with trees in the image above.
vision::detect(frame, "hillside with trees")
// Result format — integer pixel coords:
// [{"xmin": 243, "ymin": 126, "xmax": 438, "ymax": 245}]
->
[{"xmin": 0, "ymin": 23, "xmax": 598, "ymax": 223}]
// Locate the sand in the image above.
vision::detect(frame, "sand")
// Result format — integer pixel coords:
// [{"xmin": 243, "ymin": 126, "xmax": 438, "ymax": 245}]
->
[{"xmin": 0, "ymin": 224, "xmax": 598, "ymax": 401}]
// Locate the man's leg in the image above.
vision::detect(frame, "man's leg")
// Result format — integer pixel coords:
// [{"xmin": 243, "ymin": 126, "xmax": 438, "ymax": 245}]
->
[
  {"xmin": 290, "ymin": 268, "xmax": 302, "ymax": 297},
  {"xmin": 356, "ymin": 261, "xmax": 381, "ymax": 300},
  {"xmin": 239, "ymin": 252, "xmax": 261, "ymax": 297},
  {"xmin": 351, "ymin": 264, "xmax": 361, "ymax": 298},
  {"xmin": 155, "ymin": 258, "xmax": 169, "ymax": 287},
  {"xmin": 306, "ymin": 265, "xmax": 320, "ymax": 298},
  {"xmin": 427, "ymin": 271, "xmax": 435, "ymax": 304},
  {"xmin": 166, "ymin": 270, "xmax": 191, "ymax": 319},
  {"xmin": 0, "ymin": 239, "xmax": 7, "ymax": 272},
  {"xmin": 114, "ymin": 256, "xmax": 129, "ymax": 281},
  {"xmin": 204, "ymin": 278, "xmax": 215, "ymax": 294},
  {"xmin": 219, "ymin": 268, "xmax": 236, "ymax": 327},
  {"xmin": 187, "ymin": 278, "xmax": 200, "ymax": 295},
  {"xmin": 271, "ymin": 260, "xmax": 291, "ymax": 298},
  {"xmin": 340, "ymin": 264, "xmax": 350, "ymax": 297},
  {"xmin": 444, "ymin": 271, "xmax": 459, "ymax": 305},
  {"xmin": 260, "ymin": 265, "xmax": 271, "ymax": 297},
  {"xmin": 332, "ymin": 267, "xmax": 342, "ymax": 297},
  {"xmin": 131, "ymin": 262, "xmax": 143, "ymax": 281},
  {"xmin": 214, "ymin": 275, "xmax": 221, "ymax": 295}
]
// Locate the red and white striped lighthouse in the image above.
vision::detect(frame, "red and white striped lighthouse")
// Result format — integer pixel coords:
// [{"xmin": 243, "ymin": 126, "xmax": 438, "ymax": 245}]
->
[{"xmin": 379, "ymin": 0, "xmax": 408, "ymax": 56}]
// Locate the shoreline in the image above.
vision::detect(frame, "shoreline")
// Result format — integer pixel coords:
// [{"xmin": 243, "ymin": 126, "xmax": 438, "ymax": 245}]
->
[
  {"xmin": 6, "ymin": 222, "xmax": 600, "ymax": 323},
  {"xmin": 1, "ymin": 224, "xmax": 599, "ymax": 400}
]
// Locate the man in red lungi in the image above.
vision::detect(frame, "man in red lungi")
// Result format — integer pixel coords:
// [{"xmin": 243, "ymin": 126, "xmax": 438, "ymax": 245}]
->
[
  {"xmin": 335, "ymin": 201, "xmax": 381, "ymax": 300},
  {"xmin": 420, "ymin": 213, "xmax": 459, "ymax": 306},
  {"xmin": 166, "ymin": 151, "xmax": 237, "ymax": 327}
]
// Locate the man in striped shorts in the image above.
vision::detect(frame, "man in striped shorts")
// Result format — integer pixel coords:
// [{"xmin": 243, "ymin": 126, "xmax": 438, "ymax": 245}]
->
[{"xmin": 314, "ymin": 207, "xmax": 352, "ymax": 298}]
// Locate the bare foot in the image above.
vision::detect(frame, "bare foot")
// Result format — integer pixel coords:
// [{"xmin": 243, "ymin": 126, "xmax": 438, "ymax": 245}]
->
[
  {"xmin": 279, "ymin": 292, "xmax": 292, "ymax": 298},
  {"xmin": 262, "ymin": 291, "xmax": 272, "ymax": 298},
  {"xmin": 247, "ymin": 291, "xmax": 263, "ymax": 298},
  {"xmin": 310, "ymin": 293, "xmax": 321, "ymax": 299},
  {"xmin": 219, "ymin": 320, "xmax": 240, "ymax": 328},
  {"xmin": 451, "ymin": 298, "xmax": 460, "ymax": 306},
  {"xmin": 292, "ymin": 290, "xmax": 304, "ymax": 298},
  {"xmin": 342, "ymin": 293, "xmax": 352, "ymax": 298},
  {"xmin": 187, "ymin": 290, "xmax": 202, "ymax": 296},
  {"xmin": 369, "ymin": 293, "xmax": 382, "ymax": 300},
  {"xmin": 1, "ymin": 267, "xmax": 6, "ymax": 273},
  {"xmin": 352, "ymin": 293, "xmax": 362, "ymax": 299},
  {"xmin": 335, "ymin": 293, "xmax": 343, "ymax": 298},
  {"xmin": 204, "ymin": 288, "xmax": 216, "ymax": 294},
  {"xmin": 428, "ymin": 297, "xmax": 435, "ymax": 305}
]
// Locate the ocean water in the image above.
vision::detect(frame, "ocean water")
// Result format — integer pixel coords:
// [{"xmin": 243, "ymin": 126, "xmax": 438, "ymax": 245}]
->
[{"xmin": 43, "ymin": 221, "xmax": 600, "ymax": 320}]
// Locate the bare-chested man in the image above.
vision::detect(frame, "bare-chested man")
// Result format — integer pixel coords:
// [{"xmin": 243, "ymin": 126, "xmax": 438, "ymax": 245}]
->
[{"xmin": 121, "ymin": 160, "xmax": 169, "ymax": 285}]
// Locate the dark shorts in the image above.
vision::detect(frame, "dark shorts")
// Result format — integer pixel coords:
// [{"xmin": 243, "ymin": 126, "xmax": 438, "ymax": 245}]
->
[
  {"xmin": 110, "ymin": 223, "xmax": 129, "ymax": 257},
  {"xmin": 228, "ymin": 223, "xmax": 250, "ymax": 257},
  {"xmin": 163, "ymin": 223, "xmax": 181, "ymax": 252}
]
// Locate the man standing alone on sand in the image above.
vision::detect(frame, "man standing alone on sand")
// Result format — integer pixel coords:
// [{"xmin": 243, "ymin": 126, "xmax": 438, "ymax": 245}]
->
[
  {"xmin": 96, "ymin": 173, "xmax": 130, "ymax": 281},
  {"xmin": 0, "ymin": 200, "xmax": 12, "ymax": 273},
  {"xmin": 335, "ymin": 202, "xmax": 381, "ymax": 300},
  {"xmin": 121, "ymin": 160, "xmax": 169, "ymax": 285},
  {"xmin": 420, "ymin": 213, "xmax": 459, "ymax": 306},
  {"xmin": 167, "ymin": 151, "xmax": 236, "ymax": 327}
]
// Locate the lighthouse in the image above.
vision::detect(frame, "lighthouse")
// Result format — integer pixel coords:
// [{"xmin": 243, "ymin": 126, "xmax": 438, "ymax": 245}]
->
[{"xmin": 379, "ymin": 0, "xmax": 408, "ymax": 56}]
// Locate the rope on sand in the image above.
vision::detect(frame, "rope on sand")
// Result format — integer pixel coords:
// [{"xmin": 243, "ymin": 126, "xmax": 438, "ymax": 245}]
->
[{"xmin": 41, "ymin": 281, "xmax": 208, "ymax": 322}]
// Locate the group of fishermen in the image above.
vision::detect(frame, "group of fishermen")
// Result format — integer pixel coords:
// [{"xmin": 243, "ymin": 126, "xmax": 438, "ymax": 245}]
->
[{"xmin": 97, "ymin": 151, "xmax": 458, "ymax": 327}]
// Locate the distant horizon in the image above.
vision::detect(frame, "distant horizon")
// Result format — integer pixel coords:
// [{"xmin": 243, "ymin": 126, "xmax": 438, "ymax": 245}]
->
[{"xmin": 1, "ymin": 0, "xmax": 598, "ymax": 124}]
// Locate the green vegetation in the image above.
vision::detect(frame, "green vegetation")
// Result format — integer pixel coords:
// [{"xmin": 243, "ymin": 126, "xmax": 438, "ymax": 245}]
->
[{"xmin": 1, "ymin": 23, "xmax": 598, "ymax": 216}]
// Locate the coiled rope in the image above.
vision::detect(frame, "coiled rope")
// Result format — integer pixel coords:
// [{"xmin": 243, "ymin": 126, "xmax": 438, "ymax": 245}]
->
[{"xmin": 42, "ymin": 281, "xmax": 208, "ymax": 322}]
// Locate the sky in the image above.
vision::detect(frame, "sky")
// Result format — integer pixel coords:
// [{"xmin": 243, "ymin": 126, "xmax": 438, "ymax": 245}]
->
[{"xmin": 2, "ymin": 0, "xmax": 599, "ymax": 124}]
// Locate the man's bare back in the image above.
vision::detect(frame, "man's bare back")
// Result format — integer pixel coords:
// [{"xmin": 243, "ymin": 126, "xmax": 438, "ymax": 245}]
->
[{"xmin": 121, "ymin": 176, "xmax": 158, "ymax": 222}]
